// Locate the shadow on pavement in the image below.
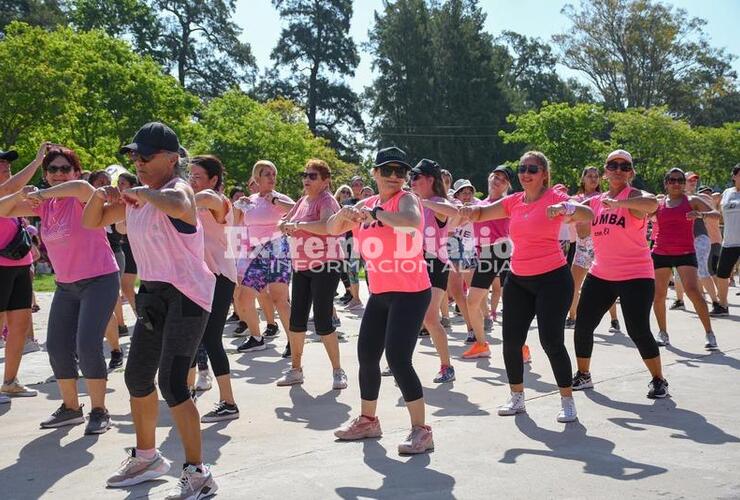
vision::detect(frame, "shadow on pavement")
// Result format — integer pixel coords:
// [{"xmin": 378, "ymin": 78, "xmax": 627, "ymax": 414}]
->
[
  {"xmin": 274, "ymin": 385, "xmax": 351, "ymax": 431},
  {"xmin": 666, "ymin": 345, "xmax": 740, "ymax": 371}
]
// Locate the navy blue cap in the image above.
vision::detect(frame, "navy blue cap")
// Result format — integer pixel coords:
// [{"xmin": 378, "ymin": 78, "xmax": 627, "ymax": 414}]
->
[
  {"xmin": 411, "ymin": 159, "xmax": 442, "ymax": 178},
  {"xmin": 120, "ymin": 122, "xmax": 180, "ymax": 156},
  {"xmin": 373, "ymin": 147, "xmax": 411, "ymax": 169},
  {"xmin": 0, "ymin": 150, "xmax": 18, "ymax": 162}
]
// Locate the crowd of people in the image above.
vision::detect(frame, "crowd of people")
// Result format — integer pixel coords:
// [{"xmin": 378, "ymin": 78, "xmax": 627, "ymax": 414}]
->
[{"xmin": 0, "ymin": 122, "xmax": 738, "ymax": 499}]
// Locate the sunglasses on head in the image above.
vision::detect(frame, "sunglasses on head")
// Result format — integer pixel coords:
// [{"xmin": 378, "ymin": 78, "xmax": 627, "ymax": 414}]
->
[
  {"xmin": 666, "ymin": 177, "xmax": 686, "ymax": 185},
  {"xmin": 606, "ymin": 161, "xmax": 633, "ymax": 172},
  {"xmin": 378, "ymin": 164, "xmax": 408, "ymax": 178},
  {"xmin": 300, "ymin": 172, "xmax": 320, "ymax": 180},
  {"xmin": 127, "ymin": 151, "xmax": 158, "ymax": 163},
  {"xmin": 518, "ymin": 163, "xmax": 543, "ymax": 175},
  {"xmin": 46, "ymin": 164, "xmax": 73, "ymax": 174}
]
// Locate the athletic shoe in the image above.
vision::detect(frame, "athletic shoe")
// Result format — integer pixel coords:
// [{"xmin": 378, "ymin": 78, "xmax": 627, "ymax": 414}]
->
[
  {"xmin": 498, "ymin": 392, "xmax": 526, "ymax": 416},
  {"xmin": 332, "ymin": 368, "xmax": 348, "ymax": 390},
  {"xmin": 462, "ymin": 342, "xmax": 490, "ymax": 359},
  {"xmin": 22, "ymin": 338, "xmax": 41, "ymax": 354},
  {"xmin": 418, "ymin": 328, "xmax": 430, "ymax": 337},
  {"xmin": 647, "ymin": 377, "xmax": 669, "ymax": 399},
  {"xmin": 237, "ymin": 336, "xmax": 266, "ymax": 352},
  {"xmin": 263, "ymin": 323, "xmax": 279, "ymax": 338},
  {"xmin": 710, "ymin": 303, "xmax": 729, "ymax": 316},
  {"xmin": 465, "ymin": 331, "xmax": 476, "ymax": 343},
  {"xmin": 704, "ymin": 332, "xmax": 719, "ymax": 351},
  {"xmin": 195, "ymin": 370, "xmax": 212, "ymax": 392},
  {"xmin": 483, "ymin": 317, "xmax": 493, "ymax": 331},
  {"xmin": 0, "ymin": 393, "xmax": 9, "ymax": 404},
  {"xmin": 572, "ymin": 371, "xmax": 593, "ymax": 390},
  {"xmin": 40, "ymin": 403, "xmax": 85, "ymax": 428},
  {"xmin": 118, "ymin": 325, "xmax": 129, "ymax": 337},
  {"xmin": 107, "ymin": 448, "xmax": 172, "ymax": 487},
  {"xmin": 655, "ymin": 331, "xmax": 670, "ymax": 347},
  {"xmin": 669, "ymin": 300, "xmax": 685, "ymax": 310},
  {"xmin": 333, "ymin": 316, "xmax": 342, "ymax": 328},
  {"xmin": 226, "ymin": 312, "xmax": 240, "ymax": 323},
  {"xmin": 565, "ymin": 318, "xmax": 576, "ymax": 329},
  {"xmin": 189, "ymin": 387, "xmax": 198, "ymax": 402},
  {"xmin": 281, "ymin": 343, "xmax": 291, "ymax": 358},
  {"xmin": 334, "ymin": 416, "xmax": 382, "ymax": 440},
  {"xmin": 165, "ymin": 464, "xmax": 217, "ymax": 500},
  {"xmin": 522, "ymin": 345, "xmax": 532, "ymax": 364},
  {"xmin": 608, "ymin": 319, "xmax": 621, "ymax": 333},
  {"xmin": 1, "ymin": 378, "xmax": 38, "ymax": 397},
  {"xmin": 557, "ymin": 396, "xmax": 578, "ymax": 423},
  {"xmin": 381, "ymin": 366, "xmax": 393, "ymax": 377},
  {"xmin": 346, "ymin": 299, "xmax": 364, "ymax": 311},
  {"xmin": 108, "ymin": 349, "xmax": 124, "ymax": 370},
  {"xmin": 337, "ymin": 291, "xmax": 352, "ymax": 304},
  {"xmin": 440, "ymin": 317, "xmax": 451, "ymax": 329},
  {"xmin": 398, "ymin": 425, "xmax": 434, "ymax": 455},
  {"xmin": 201, "ymin": 401, "xmax": 239, "ymax": 423},
  {"xmin": 233, "ymin": 321, "xmax": 248, "ymax": 336},
  {"xmin": 433, "ymin": 365, "xmax": 455, "ymax": 383},
  {"xmin": 84, "ymin": 407, "xmax": 112, "ymax": 435},
  {"xmin": 276, "ymin": 368, "xmax": 304, "ymax": 386}
]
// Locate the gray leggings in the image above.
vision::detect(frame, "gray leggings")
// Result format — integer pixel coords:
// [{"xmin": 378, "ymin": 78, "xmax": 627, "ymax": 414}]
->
[{"xmin": 47, "ymin": 272, "xmax": 120, "ymax": 380}]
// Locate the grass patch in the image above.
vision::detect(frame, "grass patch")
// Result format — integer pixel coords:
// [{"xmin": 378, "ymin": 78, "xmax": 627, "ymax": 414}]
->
[{"xmin": 33, "ymin": 273, "xmax": 57, "ymax": 292}]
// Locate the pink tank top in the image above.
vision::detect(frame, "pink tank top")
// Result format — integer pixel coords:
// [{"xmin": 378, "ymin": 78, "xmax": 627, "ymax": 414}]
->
[
  {"xmin": 354, "ymin": 191, "xmax": 431, "ymax": 294},
  {"xmin": 652, "ymin": 196, "xmax": 695, "ymax": 256},
  {"xmin": 198, "ymin": 197, "xmax": 238, "ymax": 284},
  {"xmin": 0, "ymin": 217, "xmax": 33, "ymax": 267},
  {"xmin": 590, "ymin": 187, "xmax": 654, "ymax": 281},
  {"xmin": 474, "ymin": 196, "xmax": 510, "ymax": 248},
  {"xmin": 287, "ymin": 190, "xmax": 344, "ymax": 271},
  {"xmin": 422, "ymin": 196, "xmax": 449, "ymax": 263},
  {"xmin": 33, "ymin": 197, "xmax": 118, "ymax": 283},
  {"xmin": 126, "ymin": 178, "xmax": 216, "ymax": 311}
]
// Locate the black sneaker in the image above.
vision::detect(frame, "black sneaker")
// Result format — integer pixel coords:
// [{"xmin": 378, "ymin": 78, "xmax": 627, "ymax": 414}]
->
[
  {"xmin": 85, "ymin": 407, "xmax": 112, "ymax": 435},
  {"xmin": 263, "ymin": 323, "xmax": 280, "ymax": 338},
  {"xmin": 201, "ymin": 401, "xmax": 239, "ymax": 423},
  {"xmin": 465, "ymin": 331, "xmax": 476, "ymax": 343},
  {"xmin": 233, "ymin": 321, "xmax": 248, "ymax": 336},
  {"xmin": 337, "ymin": 292, "xmax": 352, "ymax": 304},
  {"xmin": 339, "ymin": 295, "xmax": 353, "ymax": 306},
  {"xmin": 710, "ymin": 303, "xmax": 729, "ymax": 316},
  {"xmin": 418, "ymin": 328, "xmax": 430, "ymax": 338},
  {"xmin": 669, "ymin": 300, "xmax": 685, "ymax": 310},
  {"xmin": 226, "ymin": 312, "xmax": 240, "ymax": 323},
  {"xmin": 117, "ymin": 325, "xmax": 129, "ymax": 337},
  {"xmin": 108, "ymin": 349, "xmax": 124, "ymax": 371},
  {"xmin": 281, "ymin": 343, "xmax": 291, "ymax": 358},
  {"xmin": 40, "ymin": 403, "xmax": 85, "ymax": 428},
  {"xmin": 572, "ymin": 371, "xmax": 593, "ymax": 390},
  {"xmin": 565, "ymin": 318, "xmax": 576, "ymax": 329},
  {"xmin": 237, "ymin": 336, "xmax": 266, "ymax": 352},
  {"xmin": 608, "ymin": 319, "xmax": 621, "ymax": 333},
  {"xmin": 647, "ymin": 377, "xmax": 669, "ymax": 399}
]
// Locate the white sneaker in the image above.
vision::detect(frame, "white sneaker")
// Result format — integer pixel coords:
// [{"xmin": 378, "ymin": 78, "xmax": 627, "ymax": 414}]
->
[
  {"xmin": 655, "ymin": 331, "xmax": 670, "ymax": 346},
  {"xmin": 106, "ymin": 448, "xmax": 171, "ymax": 487},
  {"xmin": 704, "ymin": 332, "xmax": 719, "ymax": 351},
  {"xmin": 332, "ymin": 368, "xmax": 348, "ymax": 390},
  {"xmin": 23, "ymin": 338, "xmax": 41, "ymax": 354},
  {"xmin": 498, "ymin": 391, "xmax": 526, "ymax": 416},
  {"xmin": 195, "ymin": 370, "xmax": 212, "ymax": 392},
  {"xmin": 1, "ymin": 378, "xmax": 38, "ymax": 397},
  {"xmin": 557, "ymin": 396, "xmax": 578, "ymax": 422},
  {"xmin": 165, "ymin": 464, "xmax": 218, "ymax": 500},
  {"xmin": 276, "ymin": 368, "xmax": 304, "ymax": 386}
]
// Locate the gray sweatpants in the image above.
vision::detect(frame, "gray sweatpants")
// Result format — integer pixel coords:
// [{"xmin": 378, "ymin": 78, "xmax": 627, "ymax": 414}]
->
[{"xmin": 47, "ymin": 272, "xmax": 120, "ymax": 380}]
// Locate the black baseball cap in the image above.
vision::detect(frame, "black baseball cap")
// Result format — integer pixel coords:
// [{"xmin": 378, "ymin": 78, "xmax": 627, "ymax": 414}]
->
[
  {"xmin": 373, "ymin": 146, "xmax": 411, "ymax": 169},
  {"xmin": 0, "ymin": 149, "xmax": 18, "ymax": 162},
  {"xmin": 492, "ymin": 165, "xmax": 513, "ymax": 182},
  {"xmin": 120, "ymin": 122, "xmax": 180, "ymax": 156},
  {"xmin": 411, "ymin": 159, "xmax": 442, "ymax": 178}
]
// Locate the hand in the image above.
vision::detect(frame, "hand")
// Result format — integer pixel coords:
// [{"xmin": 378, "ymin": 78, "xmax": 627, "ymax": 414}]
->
[
  {"xmin": 95, "ymin": 185, "xmax": 124, "ymax": 205},
  {"xmin": 122, "ymin": 186, "xmax": 148, "ymax": 208},
  {"xmin": 602, "ymin": 197, "xmax": 620, "ymax": 210},
  {"xmin": 458, "ymin": 205, "xmax": 476, "ymax": 222},
  {"xmin": 338, "ymin": 206, "xmax": 361, "ymax": 223},
  {"xmin": 20, "ymin": 186, "xmax": 43, "ymax": 208},
  {"xmin": 686, "ymin": 210, "xmax": 703, "ymax": 220},
  {"xmin": 278, "ymin": 220, "xmax": 296, "ymax": 235},
  {"xmin": 34, "ymin": 142, "xmax": 52, "ymax": 164},
  {"xmin": 546, "ymin": 203, "xmax": 566, "ymax": 219},
  {"xmin": 359, "ymin": 207, "xmax": 375, "ymax": 223}
]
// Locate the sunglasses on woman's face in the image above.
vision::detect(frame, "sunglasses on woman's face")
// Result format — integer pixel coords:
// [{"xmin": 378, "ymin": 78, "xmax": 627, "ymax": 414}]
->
[
  {"xmin": 606, "ymin": 161, "xmax": 633, "ymax": 172},
  {"xmin": 341, "ymin": 190, "xmax": 351, "ymax": 195},
  {"xmin": 378, "ymin": 164, "xmax": 408, "ymax": 178},
  {"xmin": 46, "ymin": 164, "xmax": 73, "ymax": 174},
  {"xmin": 127, "ymin": 151, "xmax": 158, "ymax": 163},
  {"xmin": 300, "ymin": 172, "xmax": 319, "ymax": 180},
  {"xmin": 518, "ymin": 164, "xmax": 542, "ymax": 175},
  {"xmin": 666, "ymin": 177, "xmax": 686, "ymax": 185}
]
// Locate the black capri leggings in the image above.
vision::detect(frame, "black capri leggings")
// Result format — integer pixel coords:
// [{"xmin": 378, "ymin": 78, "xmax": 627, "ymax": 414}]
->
[
  {"xmin": 358, "ymin": 288, "xmax": 431, "ymax": 402},
  {"xmin": 574, "ymin": 274, "xmax": 659, "ymax": 360},
  {"xmin": 502, "ymin": 265, "xmax": 574, "ymax": 388},
  {"xmin": 290, "ymin": 265, "xmax": 341, "ymax": 335},
  {"xmin": 190, "ymin": 273, "xmax": 235, "ymax": 377},
  {"xmin": 716, "ymin": 246, "xmax": 740, "ymax": 279}
]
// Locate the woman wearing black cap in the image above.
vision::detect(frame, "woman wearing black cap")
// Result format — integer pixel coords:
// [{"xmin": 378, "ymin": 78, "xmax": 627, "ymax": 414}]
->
[
  {"xmin": 329, "ymin": 147, "xmax": 434, "ymax": 454},
  {"xmin": 83, "ymin": 122, "xmax": 218, "ymax": 498}
]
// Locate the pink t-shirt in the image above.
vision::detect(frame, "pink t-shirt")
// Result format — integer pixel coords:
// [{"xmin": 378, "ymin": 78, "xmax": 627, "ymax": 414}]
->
[
  {"xmin": 0, "ymin": 217, "xmax": 33, "ymax": 267},
  {"xmin": 199, "ymin": 198, "xmax": 238, "ymax": 284},
  {"xmin": 242, "ymin": 192, "xmax": 293, "ymax": 247},
  {"xmin": 422, "ymin": 196, "xmax": 449, "ymax": 263},
  {"xmin": 474, "ymin": 196, "xmax": 510, "ymax": 248},
  {"xmin": 501, "ymin": 188, "xmax": 571, "ymax": 276},
  {"xmin": 354, "ymin": 191, "xmax": 431, "ymax": 294},
  {"xmin": 590, "ymin": 187, "xmax": 654, "ymax": 281},
  {"xmin": 33, "ymin": 197, "xmax": 119, "ymax": 283},
  {"xmin": 287, "ymin": 190, "xmax": 344, "ymax": 271}
]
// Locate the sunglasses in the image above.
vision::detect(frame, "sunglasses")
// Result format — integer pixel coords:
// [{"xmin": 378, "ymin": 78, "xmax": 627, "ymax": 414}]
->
[
  {"xmin": 127, "ymin": 151, "xmax": 158, "ymax": 163},
  {"xmin": 340, "ymin": 190, "xmax": 351, "ymax": 195},
  {"xmin": 46, "ymin": 164, "xmax": 73, "ymax": 174},
  {"xmin": 518, "ymin": 164, "xmax": 543, "ymax": 175},
  {"xmin": 378, "ymin": 164, "xmax": 408, "ymax": 178},
  {"xmin": 665, "ymin": 177, "xmax": 686, "ymax": 185},
  {"xmin": 606, "ymin": 161, "xmax": 633, "ymax": 172},
  {"xmin": 300, "ymin": 172, "xmax": 320, "ymax": 180}
]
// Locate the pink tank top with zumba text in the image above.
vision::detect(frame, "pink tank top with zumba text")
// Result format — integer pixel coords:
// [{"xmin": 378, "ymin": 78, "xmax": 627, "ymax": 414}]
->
[
  {"xmin": 354, "ymin": 190, "xmax": 431, "ymax": 294},
  {"xmin": 422, "ymin": 196, "xmax": 449, "ymax": 263},
  {"xmin": 199, "ymin": 198, "xmax": 238, "ymax": 284},
  {"xmin": 126, "ymin": 178, "xmax": 216, "ymax": 312},
  {"xmin": 652, "ymin": 196, "xmax": 695, "ymax": 256},
  {"xmin": 589, "ymin": 186, "xmax": 654, "ymax": 281}
]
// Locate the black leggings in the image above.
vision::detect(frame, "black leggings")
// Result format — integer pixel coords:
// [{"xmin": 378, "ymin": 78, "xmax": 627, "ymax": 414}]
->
[
  {"xmin": 502, "ymin": 266, "xmax": 573, "ymax": 387},
  {"xmin": 190, "ymin": 273, "xmax": 235, "ymax": 376},
  {"xmin": 358, "ymin": 288, "xmax": 431, "ymax": 402},
  {"xmin": 290, "ymin": 266, "xmax": 341, "ymax": 335},
  {"xmin": 716, "ymin": 246, "xmax": 740, "ymax": 279},
  {"xmin": 574, "ymin": 274, "xmax": 659, "ymax": 360}
]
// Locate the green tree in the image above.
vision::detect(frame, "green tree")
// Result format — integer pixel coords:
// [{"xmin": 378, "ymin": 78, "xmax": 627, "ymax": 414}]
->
[
  {"xmin": 692, "ymin": 123, "xmax": 740, "ymax": 189},
  {"xmin": 0, "ymin": 0, "xmax": 67, "ymax": 35}
]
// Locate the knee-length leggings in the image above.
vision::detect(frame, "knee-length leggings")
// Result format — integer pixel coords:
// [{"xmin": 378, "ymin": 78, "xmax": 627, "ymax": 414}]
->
[
  {"xmin": 502, "ymin": 265, "xmax": 573, "ymax": 388},
  {"xmin": 358, "ymin": 288, "xmax": 431, "ymax": 402},
  {"xmin": 190, "ymin": 273, "xmax": 235, "ymax": 376}
]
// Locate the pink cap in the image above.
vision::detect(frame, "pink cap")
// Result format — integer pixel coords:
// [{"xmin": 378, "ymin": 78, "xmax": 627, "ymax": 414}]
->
[{"xmin": 605, "ymin": 149, "xmax": 633, "ymax": 164}]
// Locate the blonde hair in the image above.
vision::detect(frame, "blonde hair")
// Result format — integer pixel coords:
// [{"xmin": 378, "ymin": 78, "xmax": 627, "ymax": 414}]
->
[
  {"xmin": 520, "ymin": 150, "xmax": 551, "ymax": 187},
  {"xmin": 334, "ymin": 184, "xmax": 352, "ymax": 204},
  {"xmin": 252, "ymin": 160, "xmax": 277, "ymax": 180}
]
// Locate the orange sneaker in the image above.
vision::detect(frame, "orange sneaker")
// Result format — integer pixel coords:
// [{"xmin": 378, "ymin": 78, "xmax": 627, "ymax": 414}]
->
[
  {"xmin": 462, "ymin": 342, "xmax": 490, "ymax": 359},
  {"xmin": 522, "ymin": 345, "xmax": 532, "ymax": 364}
]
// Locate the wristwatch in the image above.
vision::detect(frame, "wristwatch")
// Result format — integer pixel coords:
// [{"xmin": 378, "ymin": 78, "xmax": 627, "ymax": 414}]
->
[{"xmin": 370, "ymin": 206, "xmax": 384, "ymax": 221}]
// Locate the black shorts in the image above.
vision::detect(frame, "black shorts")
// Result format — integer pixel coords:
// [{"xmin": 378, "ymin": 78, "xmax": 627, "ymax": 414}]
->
[
  {"xmin": 471, "ymin": 242, "xmax": 511, "ymax": 290},
  {"xmin": 708, "ymin": 243, "xmax": 722, "ymax": 276},
  {"xmin": 716, "ymin": 246, "xmax": 740, "ymax": 279},
  {"xmin": 652, "ymin": 252, "xmax": 698, "ymax": 270},
  {"xmin": 425, "ymin": 257, "xmax": 450, "ymax": 290},
  {"xmin": 121, "ymin": 241, "xmax": 138, "ymax": 275},
  {"xmin": 0, "ymin": 264, "xmax": 33, "ymax": 312}
]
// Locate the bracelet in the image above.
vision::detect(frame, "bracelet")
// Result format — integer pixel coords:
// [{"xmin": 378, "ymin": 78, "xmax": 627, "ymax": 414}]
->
[{"xmin": 563, "ymin": 201, "xmax": 577, "ymax": 216}]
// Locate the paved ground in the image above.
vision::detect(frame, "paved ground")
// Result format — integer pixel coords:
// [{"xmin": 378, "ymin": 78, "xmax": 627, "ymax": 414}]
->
[{"xmin": 1, "ymin": 285, "xmax": 739, "ymax": 499}]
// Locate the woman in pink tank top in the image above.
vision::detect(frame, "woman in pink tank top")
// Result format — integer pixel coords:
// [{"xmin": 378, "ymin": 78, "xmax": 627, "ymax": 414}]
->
[
  {"xmin": 328, "ymin": 146, "xmax": 434, "ymax": 455},
  {"xmin": 571, "ymin": 149, "xmax": 669, "ymax": 399},
  {"xmin": 651, "ymin": 168, "xmax": 720, "ymax": 350},
  {"xmin": 83, "ymin": 122, "xmax": 218, "ymax": 493}
]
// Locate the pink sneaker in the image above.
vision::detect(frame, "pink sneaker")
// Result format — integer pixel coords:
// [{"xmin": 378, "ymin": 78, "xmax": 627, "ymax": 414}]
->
[
  {"xmin": 334, "ymin": 416, "xmax": 382, "ymax": 440},
  {"xmin": 398, "ymin": 425, "xmax": 434, "ymax": 454}
]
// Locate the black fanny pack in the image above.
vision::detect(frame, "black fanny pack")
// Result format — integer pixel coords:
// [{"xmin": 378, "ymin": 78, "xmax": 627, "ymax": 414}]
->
[{"xmin": 0, "ymin": 220, "xmax": 32, "ymax": 260}]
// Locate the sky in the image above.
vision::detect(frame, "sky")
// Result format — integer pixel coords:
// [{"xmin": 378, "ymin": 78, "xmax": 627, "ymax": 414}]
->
[{"xmin": 233, "ymin": 0, "xmax": 740, "ymax": 93}]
